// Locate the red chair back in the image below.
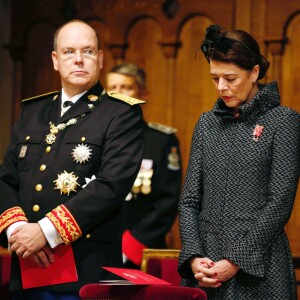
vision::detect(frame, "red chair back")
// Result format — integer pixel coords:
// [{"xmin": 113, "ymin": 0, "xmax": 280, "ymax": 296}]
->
[
  {"xmin": 79, "ymin": 283, "xmax": 207, "ymax": 300},
  {"xmin": 146, "ymin": 257, "xmax": 181, "ymax": 285},
  {"xmin": 141, "ymin": 249, "xmax": 181, "ymax": 285}
]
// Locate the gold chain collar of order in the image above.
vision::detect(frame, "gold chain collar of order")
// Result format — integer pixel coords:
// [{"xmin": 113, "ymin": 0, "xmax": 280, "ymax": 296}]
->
[{"xmin": 45, "ymin": 90, "xmax": 106, "ymax": 145}]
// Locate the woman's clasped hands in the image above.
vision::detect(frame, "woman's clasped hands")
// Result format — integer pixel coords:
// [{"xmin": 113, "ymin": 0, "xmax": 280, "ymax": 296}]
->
[{"xmin": 190, "ymin": 257, "xmax": 240, "ymax": 288}]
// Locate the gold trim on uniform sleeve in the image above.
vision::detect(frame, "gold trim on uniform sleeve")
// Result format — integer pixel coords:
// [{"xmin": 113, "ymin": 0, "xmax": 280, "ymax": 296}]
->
[
  {"xmin": 46, "ymin": 204, "xmax": 82, "ymax": 244},
  {"xmin": 0, "ymin": 207, "xmax": 28, "ymax": 233}
]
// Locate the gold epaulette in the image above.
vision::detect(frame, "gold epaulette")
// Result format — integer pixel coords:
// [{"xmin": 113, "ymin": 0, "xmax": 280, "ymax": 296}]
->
[
  {"xmin": 21, "ymin": 91, "xmax": 59, "ymax": 102},
  {"xmin": 147, "ymin": 122, "xmax": 177, "ymax": 134},
  {"xmin": 107, "ymin": 91, "xmax": 146, "ymax": 106}
]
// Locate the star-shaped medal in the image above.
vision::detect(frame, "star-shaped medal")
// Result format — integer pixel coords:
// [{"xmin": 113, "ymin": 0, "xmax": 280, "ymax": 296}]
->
[
  {"xmin": 71, "ymin": 144, "xmax": 92, "ymax": 164},
  {"xmin": 54, "ymin": 171, "xmax": 80, "ymax": 195}
]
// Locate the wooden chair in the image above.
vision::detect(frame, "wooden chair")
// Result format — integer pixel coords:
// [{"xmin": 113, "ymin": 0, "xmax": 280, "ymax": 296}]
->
[{"xmin": 141, "ymin": 248, "xmax": 181, "ymax": 286}]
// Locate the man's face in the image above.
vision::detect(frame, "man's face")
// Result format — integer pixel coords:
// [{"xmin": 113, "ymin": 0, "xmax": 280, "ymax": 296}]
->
[
  {"xmin": 52, "ymin": 22, "xmax": 103, "ymax": 97},
  {"xmin": 106, "ymin": 73, "xmax": 143, "ymax": 98}
]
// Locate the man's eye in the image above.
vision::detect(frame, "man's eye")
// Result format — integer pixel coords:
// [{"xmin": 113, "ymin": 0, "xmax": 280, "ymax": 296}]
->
[
  {"xmin": 64, "ymin": 50, "xmax": 74, "ymax": 55},
  {"xmin": 82, "ymin": 49, "xmax": 94, "ymax": 55}
]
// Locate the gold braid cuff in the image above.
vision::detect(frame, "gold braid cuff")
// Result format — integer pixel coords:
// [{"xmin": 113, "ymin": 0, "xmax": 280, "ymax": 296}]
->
[
  {"xmin": 0, "ymin": 206, "xmax": 28, "ymax": 233},
  {"xmin": 46, "ymin": 204, "xmax": 82, "ymax": 244}
]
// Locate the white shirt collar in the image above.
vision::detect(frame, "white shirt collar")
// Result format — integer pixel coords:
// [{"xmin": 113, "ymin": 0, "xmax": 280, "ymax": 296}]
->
[
  {"xmin": 60, "ymin": 89, "xmax": 87, "ymax": 116},
  {"xmin": 61, "ymin": 89, "xmax": 87, "ymax": 106}
]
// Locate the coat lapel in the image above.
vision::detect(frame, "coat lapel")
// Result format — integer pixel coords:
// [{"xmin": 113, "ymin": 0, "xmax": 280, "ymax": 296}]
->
[{"xmin": 59, "ymin": 82, "xmax": 104, "ymax": 124}]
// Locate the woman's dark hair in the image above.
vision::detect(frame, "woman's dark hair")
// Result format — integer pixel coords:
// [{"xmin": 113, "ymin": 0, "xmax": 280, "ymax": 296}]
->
[{"xmin": 200, "ymin": 24, "xmax": 270, "ymax": 80}]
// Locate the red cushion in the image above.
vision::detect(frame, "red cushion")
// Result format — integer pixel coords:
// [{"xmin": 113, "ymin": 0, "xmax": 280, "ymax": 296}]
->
[{"xmin": 79, "ymin": 283, "xmax": 207, "ymax": 300}]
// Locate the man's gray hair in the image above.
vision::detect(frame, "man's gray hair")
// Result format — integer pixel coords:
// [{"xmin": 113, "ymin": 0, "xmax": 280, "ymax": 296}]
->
[{"xmin": 109, "ymin": 63, "xmax": 146, "ymax": 90}]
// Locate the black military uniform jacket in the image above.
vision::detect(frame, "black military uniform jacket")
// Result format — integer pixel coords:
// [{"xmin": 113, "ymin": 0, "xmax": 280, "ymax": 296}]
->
[
  {"xmin": 0, "ymin": 81, "xmax": 144, "ymax": 292},
  {"xmin": 122, "ymin": 122, "xmax": 182, "ymax": 266}
]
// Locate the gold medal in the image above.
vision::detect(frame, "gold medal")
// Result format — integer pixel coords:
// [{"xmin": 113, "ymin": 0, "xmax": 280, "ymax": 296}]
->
[
  {"xmin": 132, "ymin": 185, "xmax": 141, "ymax": 194},
  {"xmin": 141, "ymin": 185, "xmax": 151, "ymax": 195},
  {"xmin": 142, "ymin": 178, "xmax": 151, "ymax": 187},
  {"xmin": 143, "ymin": 169, "xmax": 154, "ymax": 179},
  {"xmin": 45, "ymin": 133, "xmax": 56, "ymax": 145},
  {"xmin": 168, "ymin": 147, "xmax": 180, "ymax": 170},
  {"xmin": 54, "ymin": 171, "xmax": 80, "ymax": 195},
  {"xmin": 88, "ymin": 94, "xmax": 98, "ymax": 101}
]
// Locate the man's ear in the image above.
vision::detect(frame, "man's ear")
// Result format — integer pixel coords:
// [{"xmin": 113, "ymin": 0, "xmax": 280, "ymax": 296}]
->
[
  {"xmin": 98, "ymin": 50, "xmax": 104, "ymax": 70},
  {"xmin": 52, "ymin": 51, "xmax": 59, "ymax": 71}
]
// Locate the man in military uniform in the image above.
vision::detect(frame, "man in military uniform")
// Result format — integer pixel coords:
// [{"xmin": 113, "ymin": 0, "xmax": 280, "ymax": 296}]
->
[
  {"xmin": 0, "ymin": 21, "xmax": 144, "ymax": 299},
  {"xmin": 106, "ymin": 63, "xmax": 182, "ymax": 268}
]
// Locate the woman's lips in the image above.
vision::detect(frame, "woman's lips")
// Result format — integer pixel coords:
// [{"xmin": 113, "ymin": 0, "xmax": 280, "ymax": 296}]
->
[{"xmin": 222, "ymin": 96, "xmax": 231, "ymax": 101}]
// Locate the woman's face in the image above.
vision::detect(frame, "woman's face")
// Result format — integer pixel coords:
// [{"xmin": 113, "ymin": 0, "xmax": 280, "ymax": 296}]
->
[{"xmin": 209, "ymin": 60, "xmax": 259, "ymax": 109}]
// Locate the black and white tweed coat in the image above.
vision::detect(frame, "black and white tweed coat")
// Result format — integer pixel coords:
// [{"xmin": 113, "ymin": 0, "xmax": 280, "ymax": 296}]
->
[{"xmin": 178, "ymin": 81, "xmax": 300, "ymax": 299}]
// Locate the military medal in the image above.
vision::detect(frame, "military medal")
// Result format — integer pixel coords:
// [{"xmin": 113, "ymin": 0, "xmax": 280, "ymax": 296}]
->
[
  {"xmin": 72, "ymin": 144, "xmax": 92, "ymax": 164},
  {"xmin": 141, "ymin": 185, "xmax": 151, "ymax": 195},
  {"xmin": 127, "ymin": 159, "xmax": 154, "ymax": 198},
  {"xmin": 45, "ymin": 117, "xmax": 83, "ymax": 145},
  {"xmin": 45, "ymin": 133, "xmax": 56, "ymax": 145},
  {"xmin": 132, "ymin": 177, "xmax": 142, "ymax": 194},
  {"xmin": 19, "ymin": 146, "xmax": 28, "ymax": 158},
  {"xmin": 253, "ymin": 125, "xmax": 264, "ymax": 142},
  {"xmin": 54, "ymin": 170, "xmax": 80, "ymax": 195},
  {"xmin": 88, "ymin": 94, "xmax": 98, "ymax": 101},
  {"xmin": 167, "ymin": 147, "xmax": 180, "ymax": 170},
  {"xmin": 45, "ymin": 92, "xmax": 105, "ymax": 146}
]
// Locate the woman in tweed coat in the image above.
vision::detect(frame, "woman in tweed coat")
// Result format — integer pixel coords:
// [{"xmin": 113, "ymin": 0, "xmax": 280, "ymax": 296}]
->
[{"xmin": 178, "ymin": 24, "xmax": 300, "ymax": 299}]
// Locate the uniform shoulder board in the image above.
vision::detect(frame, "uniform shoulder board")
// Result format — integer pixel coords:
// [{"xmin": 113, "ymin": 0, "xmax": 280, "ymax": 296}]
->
[
  {"xmin": 107, "ymin": 91, "xmax": 146, "ymax": 106},
  {"xmin": 147, "ymin": 122, "xmax": 177, "ymax": 134},
  {"xmin": 21, "ymin": 91, "xmax": 59, "ymax": 103}
]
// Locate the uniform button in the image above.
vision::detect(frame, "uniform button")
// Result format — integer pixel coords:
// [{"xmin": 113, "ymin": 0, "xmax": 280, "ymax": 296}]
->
[
  {"xmin": 86, "ymin": 234, "xmax": 91, "ymax": 239},
  {"xmin": 35, "ymin": 184, "xmax": 43, "ymax": 191},
  {"xmin": 32, "ymin": 205, "xmax": 40, "ymax": 212},
  {"xmin": 45, "ymin": 146, "xmax": 51, "ymax": 153},
  {"xmin": 25, "ymin": 136, "xmax": 30, "ymax": 141},
  {"xmin": 81, "ymin": 137, "xmax": 86, "ymax": 142},
  {"xmin": 40, "ymin": 164, "xmax": 46, "ymax": 171}
]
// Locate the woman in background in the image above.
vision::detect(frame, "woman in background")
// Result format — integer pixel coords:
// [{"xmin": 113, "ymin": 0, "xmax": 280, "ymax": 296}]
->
[{"xmin": 178, "ymin": 24, "xmax": 300, "ymax": 299}]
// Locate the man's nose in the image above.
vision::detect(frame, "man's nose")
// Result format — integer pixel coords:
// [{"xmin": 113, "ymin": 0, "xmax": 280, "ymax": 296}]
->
[{"xmin": 74, "ymin": 50, "xmax": 83, "ymax": 62}]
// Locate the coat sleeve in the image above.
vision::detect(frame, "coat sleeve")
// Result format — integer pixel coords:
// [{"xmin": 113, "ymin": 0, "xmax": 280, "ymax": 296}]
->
[
  {"xmin": 123, "ymin": 134, "xmax": 182, "ymax": 266},
  {"xmin": 0, "ymin": 106, "xmax": 29, "ymax": 244},
  {"xmin": 178, "ymin": 114, "xmax": 207, "ymax": 278},
  {"xmin": 223, "ymin": 109, "xmax": 300, "ymax": 277},
  {"xmin": 46, "ymin": 104, "xmax": 144, "ymax": 244}
]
